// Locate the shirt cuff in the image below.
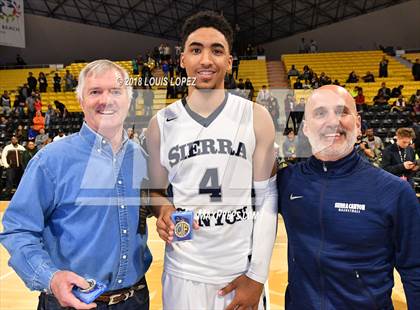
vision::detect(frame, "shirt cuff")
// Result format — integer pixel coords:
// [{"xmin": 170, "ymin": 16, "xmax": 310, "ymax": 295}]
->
[
  {"xmin": 246, "ymin": 269, "xmax": 266, "ymax": 284},
  {"xmin": 32, "ymin": 263, "xmax": 60, "ymax": 293}
]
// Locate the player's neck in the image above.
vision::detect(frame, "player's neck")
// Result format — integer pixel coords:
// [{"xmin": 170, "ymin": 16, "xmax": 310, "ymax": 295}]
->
[{"xmin": 186, "ymin": 88, "xmax": 226, "ymax": 118}]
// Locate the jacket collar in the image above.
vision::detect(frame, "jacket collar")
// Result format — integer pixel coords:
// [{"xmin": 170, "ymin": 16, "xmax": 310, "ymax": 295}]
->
[{"xmin": 306, "ymin": 148, "xmax": 362, "ymax": 176}]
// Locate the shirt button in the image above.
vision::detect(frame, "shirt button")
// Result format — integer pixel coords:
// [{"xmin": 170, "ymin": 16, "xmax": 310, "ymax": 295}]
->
[
  {"xmin": 122, "ymin": 255, "xmax": 127, "ymax": 259},
  {"xmin": 122, "ymin": 229, "xmax": 127, "ymax": 234},
  {"xmin": 121, "ymin": 205, "xmax": 125, "ymax": 209},
  {"xmin": 97, "ymin": 149, "xmax": 101, "ymax": 153},
  {"xmin": 117, "ymin": 279, "xmax": 122, "ymax": 284},
  {"xmin": 118, "ymin": 180, "xmax": 122, "ymax": 184},
  {"xmin": 102, "ymin": 140, "xmax": 106, "ymax": 144}
]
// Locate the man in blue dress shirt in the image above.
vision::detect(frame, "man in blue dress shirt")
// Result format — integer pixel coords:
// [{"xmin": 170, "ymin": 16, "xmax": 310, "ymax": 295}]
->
[{"xmin": 0, "ymin": 60, "xmax": 152, "ymax": 309}]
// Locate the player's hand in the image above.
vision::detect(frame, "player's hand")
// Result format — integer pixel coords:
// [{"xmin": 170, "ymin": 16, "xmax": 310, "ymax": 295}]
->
[
  {"xmin": 403, "ymin": 161, "xmax": 416, "ymax": 170},
  {"xmin": 219, "ymin": 274, "xmax": 263, "ymax": 310},
  {"xmin": 50, "ymin": 270, "xmax": 97, "ymax": 309}
]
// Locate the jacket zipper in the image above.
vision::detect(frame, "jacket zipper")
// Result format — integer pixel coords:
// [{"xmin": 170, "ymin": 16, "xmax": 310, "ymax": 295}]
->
[
  {"xmin": 355, "ymin": 270, "xmax": 379, "ymax": 309},
  {"xmin": 318, "ymin": 161, "xmax": 327, "ymax": 309}
]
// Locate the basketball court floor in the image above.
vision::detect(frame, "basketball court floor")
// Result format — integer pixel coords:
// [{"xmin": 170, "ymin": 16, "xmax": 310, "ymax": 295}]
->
[{"xmin": 0, "ymin": 202, "xmax": 407, "ymax": 309}]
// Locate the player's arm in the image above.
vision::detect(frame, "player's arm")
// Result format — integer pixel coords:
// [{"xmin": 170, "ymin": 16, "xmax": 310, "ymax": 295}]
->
[
  {"xmin": 146, "ymin": 115, "xmax": 176, "ymax": 243},
  {"xmin": 221, "ymin": 103, "xmax": 278, "ymax": 310}
]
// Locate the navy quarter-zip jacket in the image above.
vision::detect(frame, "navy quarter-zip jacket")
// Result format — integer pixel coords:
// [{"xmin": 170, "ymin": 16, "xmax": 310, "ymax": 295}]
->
[{"xmin": 278, "ymin": 150, "xmax": 420, "ymax": 309}]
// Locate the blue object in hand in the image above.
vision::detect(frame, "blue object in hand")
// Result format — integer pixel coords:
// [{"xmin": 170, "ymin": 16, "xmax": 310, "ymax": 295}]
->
[{"xmin": 72, "ymin": 279, "xmax": 107, "ymax": 304}]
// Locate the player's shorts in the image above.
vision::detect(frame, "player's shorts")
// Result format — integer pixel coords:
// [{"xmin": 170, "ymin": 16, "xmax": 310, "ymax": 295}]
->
[{"xmin": 162, "ymin": 271, "xmax": 264, "ymax": 310}]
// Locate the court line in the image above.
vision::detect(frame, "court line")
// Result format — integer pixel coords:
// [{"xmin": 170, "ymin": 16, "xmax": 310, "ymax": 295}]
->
[{"xmin": 0, "ymin": 270, "xmax": 14, "ymax": 281}]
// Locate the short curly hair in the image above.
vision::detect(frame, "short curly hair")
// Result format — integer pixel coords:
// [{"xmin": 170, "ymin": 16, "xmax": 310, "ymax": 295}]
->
[{"xmin": 181, "ymin": 11, "xmax": 233, "ymax": 53}]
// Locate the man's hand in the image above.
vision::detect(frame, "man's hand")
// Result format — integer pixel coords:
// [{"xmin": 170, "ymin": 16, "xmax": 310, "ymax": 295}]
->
[
  {"xmin": 403, "ymin": 161, "xmax": 416, "ymax": 170},
  {"xmin": 156, "ymin": 205, "xmax": 199, "ymax": 243},
  {"xmin": 50, "ymin": 270, "xmax": 96, "ymax": 309},
  {"xmin": 219, "ymin": 275, "xmax": 264, "ymax": 310}
]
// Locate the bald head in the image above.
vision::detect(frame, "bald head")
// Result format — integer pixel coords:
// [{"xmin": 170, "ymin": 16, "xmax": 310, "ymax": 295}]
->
[{"xmin": 303, "ymin": 85, "xmax": 360, "ymax": 161}]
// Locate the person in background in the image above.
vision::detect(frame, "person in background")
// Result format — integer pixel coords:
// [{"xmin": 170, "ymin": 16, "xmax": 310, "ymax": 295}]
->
[{"xmin": 22, "ymin": 140, "xmax": 37, "ymax": 170}]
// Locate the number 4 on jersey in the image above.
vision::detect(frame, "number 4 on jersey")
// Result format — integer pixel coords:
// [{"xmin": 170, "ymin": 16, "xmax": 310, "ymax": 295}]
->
[{"xmin": 199, "ymin": 168, "xmax": 222, "ymax": 202}]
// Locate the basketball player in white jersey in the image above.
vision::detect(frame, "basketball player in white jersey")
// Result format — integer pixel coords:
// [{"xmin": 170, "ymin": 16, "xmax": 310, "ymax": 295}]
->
[{"xmin": 146, "ymin": 11, "xmax": 278, "ymax": 310}]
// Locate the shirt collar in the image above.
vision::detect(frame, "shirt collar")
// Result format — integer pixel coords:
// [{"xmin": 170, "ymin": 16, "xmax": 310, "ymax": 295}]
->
[{"xmin": 79, "ymin": 122, "xmax": 129, "ymax": 153}]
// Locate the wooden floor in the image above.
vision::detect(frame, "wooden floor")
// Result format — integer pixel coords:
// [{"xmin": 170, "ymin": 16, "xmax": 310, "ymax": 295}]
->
[{"xmin": 0, "ymin": 202, "xmax": 407, "ymax": 310}]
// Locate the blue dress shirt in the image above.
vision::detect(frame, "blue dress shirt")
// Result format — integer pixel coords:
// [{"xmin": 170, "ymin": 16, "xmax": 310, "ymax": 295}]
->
[{"xmin": 0, "ymin": 123, "xmax": 152, "ymax": 292}]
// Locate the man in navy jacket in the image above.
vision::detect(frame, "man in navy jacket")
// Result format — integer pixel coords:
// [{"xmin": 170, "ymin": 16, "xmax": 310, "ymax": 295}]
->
[{"xmin": 278, "ymin": 85, "xmax": 420, "ymax": 309}]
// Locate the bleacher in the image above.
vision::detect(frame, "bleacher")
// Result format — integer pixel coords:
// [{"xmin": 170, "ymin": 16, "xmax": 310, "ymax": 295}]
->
[
  {"xmin": 282, "ymin": 50, "xmax": 420, "ymax": 104},
  {"xmin": 237, "ymin": 59, "xmax": 269, "ymax": 100},
  {"xmin": 403, "ymin": 52, "xmax": 420, "ymax": 64}
]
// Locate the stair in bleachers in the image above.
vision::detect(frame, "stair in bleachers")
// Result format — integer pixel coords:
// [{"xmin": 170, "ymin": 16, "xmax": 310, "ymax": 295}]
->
[
  {"xmin": 266, "ymin": 61, "xmax": 289, "ymax": 88},
  {"xmin": 238, "ymin": 60, "xmax": 268, "ymax": 100}
]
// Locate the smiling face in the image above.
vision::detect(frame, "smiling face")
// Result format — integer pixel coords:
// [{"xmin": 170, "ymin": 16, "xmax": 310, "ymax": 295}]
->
[
  {"xmin": 303, "ymin": 85, "xmax": 361, "ymax": 161},
  {"xmin": 80, "ymin": 69, "xmax": 129, "ymax": 136},
  {"xmin": 181, "ymin": 27, "xmax": 232, "ymax": 90}
]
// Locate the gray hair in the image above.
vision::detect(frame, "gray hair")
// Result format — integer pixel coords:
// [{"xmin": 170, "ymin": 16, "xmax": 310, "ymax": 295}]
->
[{"xmin": 75, "ymin": 59, "xmax": 132, "ymax": 102}]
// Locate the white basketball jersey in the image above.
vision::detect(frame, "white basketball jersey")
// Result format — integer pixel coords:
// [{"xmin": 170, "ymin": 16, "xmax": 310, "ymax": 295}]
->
[{"xmin": 157, "ymin": 93, "xmax": 256, "ymax": 284}]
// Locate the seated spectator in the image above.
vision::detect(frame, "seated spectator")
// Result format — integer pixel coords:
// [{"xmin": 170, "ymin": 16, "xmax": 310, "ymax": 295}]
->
[
  {"xmin": 266, "ymin": 96, "xmax": 280, "ymax": 131},
  {"xmin": 409, "ymin": 89, "xmax": 420, "ymax": 105},
  {"xmin": 38, "ymin": 72, "xmax": 48, "ymax": 92},
  {"xmin": 54, "ymin": 100, "xmax": 68, "ymax": 118},
  {"xmin": 44, "ymin": 104, "xmax": 55, "ymax": 127},
  {"xmin": 377, "ymin": 82, "xmax": 391, "ymax": 99},
  {"xmin": 346, "ymin": 71, "xmax": 358, "ymax": 83},
  {"xmin": 237, "ymin": 78, "xmax": 245, "ymax": 89},
  {"xmin": 22, "ymin": 140, "xmax": 37, "ymax": 170},
  {"xmin": 14, "ymin": 125, "xmax": 27, "ymax": 142},
  {"xmin": 35, "ymin": 128, "xmax": 49, "ymax": 150},
  {"xmin": 288, "ymin": 65, "xmax": 300, "ymax": 79},
  {"xmin": 53, "ymin": 129, "xmax": 66, "ymax": 142},
  {"xmin": 53, "ymin": 73, "xmax": 62, "ymax": 92},
  {"xmin": 224, "ymin": 74, "xmax": 236, "ymax": 89},
  {"xmin": 362, "ymin": 128, "xmax": 384, "ymax": 165},
  {"xmin": 256, "ymin": 85, "xmax": 270, "ymax": 104},
  {"xmin": 12, "ymin": 95, "xmax": 25, "ymax": 118},
  {"xmin": 412, "ymin": 59, "xmax": 420, "ymax": 81},
  {"xmin": 362, "ymin": 71, "xmax": 375, "ymax": 83},
  {"xmin": 301, "ymin": 65, "xmax": 311, "ymax": 82},
  {"xmin": 282, "ymin": 129, "xmax": 299, "ymax": 163},
  {"xmin": 332, "ymin": 79, "xmax": 340, "ymax": 86},
  {"xmin": 392, "ymin": 95, "xmax": 407, "ymax": 110},
  {"xmin": 32, "ymin": 111, "xmax": 45, "ymax": 132},
  {"xmin": 414, "ymin": 98, "xmax": 420, "ymax": 113},
  {"xmin": 64, "ymin": 70, "xmax": 74, "ymax": 91},
  {"xmin": 293, "ymin": 78, "xmax": 303, "ymax": 89},
  {"xmin": 391, "ymin": 85, "xmax": 404, "ymax": 98},
  {"xmin": 319, "ymin": 72, "xmax": 331, "ymax": 86},
  {"xmin": 27, "ymin": 125, "xmax": 38, "ymax": 140},
  {"xmin": 34, "ymin": 97, "xmax": 42, "ymax": 112},
  {"xmin": 310, "ymin": 73, "xmax": 320, "ymax": 89},
  {"xmin": 244, "ymin": 78, "xmax": 254, "ymax": 100},
  {"xmin": 1, "ymin": 90, "xmax": 11, "ymax": 114},
  {"xmin": 355, "ymin": 138, "xmax": 376, "ymax": 163},
  {"xmin": 354, "ymin": 88, "xmax": 366, "ymax": 111},
  {"xmin": 19, "ymin": 84, "xmax": 29, "ymax": 100},
  {"xmin": 373, "ymin": 92, "xmax": 389, "ymax": 105}
]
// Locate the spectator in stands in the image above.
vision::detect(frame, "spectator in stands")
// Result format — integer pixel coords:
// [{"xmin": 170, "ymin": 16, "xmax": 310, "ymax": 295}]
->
[
  {"xmin": 162, "ymin": 60, "xmax": 169, "ymax": 78},
  {"xmin": 267, "ymin": 95, "xmax": 280, "ymax": 131},
  {"xmin": 283, "ymin": 128, "xmax": 299, "ymax": 163},
  {"xmin": 362, "ymin": 71, "xmax": 375, "ymax": 83},
  {"xmin": 319, "ymin": 72, "xmax": 331, "ymax": 86},
  {"xmin": 14, "ymin": 125, "xmax": 26, "ymax": 143},
  {"xmin": 16, "ymin": 54, "xmax": 26, "ymax": 66},
  {"xmin": 362, "ymin": 128, "xmax": 384, "ymax": 164},
  {"xmin": 293, "ymin": 78, "xmax": 303, "ymax": 89},
  {"xmin": 1, "ymin": 91, "xmax": 11, "ymax": 115},
  {"xmin": 54, "ymin": 100, "xmax": 68, "ymax": 118},
  {"xmin": 378, "ymin": 82, "xmax": 391, "ymax": 99},
  {"xmin": 19, "ymin": 84, "xmax": 29, "ymax": 100},
  {"xmin": 301, "ymin": 65, "xmax": 312, "ymax": 82},
  {"xmin": 25, "ymin": 92, "xmax": 37, "ymax": 121},
  {"xmin": 35, "ymin": 128, "xmax": 49, "ymax": 151},
  {"xmin": 294, "ymin": 97, "xmax": 306, "ymax": 132},
  {"xmin": 164, "ymin": 44, "xmax": 171, "ymax": 61},
  {"xmin": 379, "ymin": 56, "xmax": 389, "ymax": 77},
  {"xmin": 168, "ymin": 58, "xmax": 175, "ymax": 79},
  {"xmin": 1, "ymin": 136, "xmax": 25, "ymax": 198},
  {"xmin": 332, "ymin": 79, "xmax": 340, "ymax": 86},
  {"xmin": 409, "ymin": 89, "xmax": 420, "ymax": 105},
  {"xmin": 32, "ymin": 111, "xmax": 45, "ymax": 133},
  {"xmin": 21, "ymin": 140, "xmax": 37, "ymax": 170},
  {"xmin": 38, "ymin": 72, "xmax": 48, "ymax": 93},
  {"xmin": 284, "ymin": 93, "xmax": 296, "ymax": 133},
  {"xmin": 373, "ymin": 92, "xmax": 388, "ymax": 106},
  {"xmin": 64, "ymin": 70, "xmax": 74, "ymax": 91},
  {"xmin": 244, "ymin": 78, "xmax": 254, "ymax": 100},
  {"xmin": 28, "ymin": 125, "xmax": 38, "ymax": 140},
  {"xmin": 127, "ymin": 127, "xmax": 140, "ymax": 145},
  {"xmin": 53, "ymin": 128, "xmax": 66, "ymax": 142},
  {"xmin": 245, "ymin": 43, "xmax": 254, "ymax": 57},
  {"xmin": 310, "ymin": 73, "xmax": 320, "ymax": 89},
  {"xmin": 175, "ymin": 43, "xmax": 182, "ymax": 57},
  {"xmin": 256, "ymin": 85, "xmax": 270, "ymax": 104},
  {"xmin": 287, "ymin": 65, "xmax": 300, "ymax": 79},
  {"xmin": 354, "ymin": 88, "xmax": 366, "ymax": 111},
  {"xmin": 393, "ymin": 95, "xmax": 407, "ymax": 110},
  {"xmin": 44, "ymin": 104, "xmax": 55, "ymax": 127},
  {"xmin": 355, "ymin": 138, "xmax": 375, "ymax": 163},
  {"xmin": 298, "ymin": 38, "xmax": 306, "ymax": 53},
  {"xmin": 391, "ymin": 85, "xmax": 404, "ymax": 98},
  {"xmin": 412, "ymin": 59, "xmax": 420, "ymax": 81},
  {"xmin": 27, "ymin": 72, "xmax": 37, "ymax": 93},
  {"xmin": 382, "ymin": 128, "xmax": 418, "ymax": 186},
  {"xmin": 34, "ymin": 97, "xmax": 42, "ymax": 112},
  {"xmin": 346, "ymin": 71, "xmax": 358, "ymax": 83},
  {"xmin": 309, "ymin": 39, "xmax": 318, "ymax": 53},
  {"xmin": 256, "ymin": 45, "xmax": 265, "ymax": 56},
  {"xmin": 53, "ymin": 73, "xmax": 61, "ymax": 92},
  {"xmin": 143, "ymin": 86, "xmax": 154, "ymax": 117},
  {"xmin": 414, "ymin": 98, "xmax": 420, "ymax": 114},
  {"xmin": 231, "ymin": 53, "xmax": 239, "ymax": 80},
  {"xmin": 237, "ymin": 78, "xmax": 245, "ymax": 90}
]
